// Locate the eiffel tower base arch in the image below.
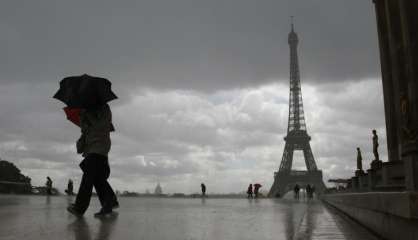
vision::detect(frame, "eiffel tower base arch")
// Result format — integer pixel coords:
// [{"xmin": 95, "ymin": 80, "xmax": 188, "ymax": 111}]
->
[{"xmin": 268, "ymin": 170, "xmax": 326, "ymax": 198}]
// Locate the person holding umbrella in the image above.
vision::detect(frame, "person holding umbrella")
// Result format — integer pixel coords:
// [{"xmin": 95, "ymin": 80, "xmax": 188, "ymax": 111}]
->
[{"xmin": 54, "ymin": 74, "xmax": 119, "ymax": 217}]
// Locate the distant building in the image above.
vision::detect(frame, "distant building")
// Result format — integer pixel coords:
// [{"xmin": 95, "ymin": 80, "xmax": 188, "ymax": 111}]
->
[
  {"xmin": 154, "ymin": 183, "xmax": 162, "ymax": 195},
  {"xmin": 121, "ymin": 191, "xmax": 139, "ymax": 197},
  {"xmin": 172, "ymin": 193, "xmax": 186, "ymax": 198}
]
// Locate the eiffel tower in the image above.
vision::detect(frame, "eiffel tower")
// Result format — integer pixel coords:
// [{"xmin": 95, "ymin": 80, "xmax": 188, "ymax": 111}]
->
[{"xmin": 268, "ymin": 20, "xmax": 326, "ymax": 197}]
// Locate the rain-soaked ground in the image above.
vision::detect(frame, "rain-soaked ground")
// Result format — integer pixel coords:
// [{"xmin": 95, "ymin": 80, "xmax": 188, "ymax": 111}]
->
[{"xmin": 0, "ymin": 195, "xmax": 380, "ymax": 240}]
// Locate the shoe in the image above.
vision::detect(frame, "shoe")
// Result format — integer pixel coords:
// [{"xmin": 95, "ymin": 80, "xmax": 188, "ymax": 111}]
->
[
  {"xmin": 104, "ymin": 199, "xmax": 119, "ymax": 209},
  {"xmin": 110, "ymin": 200, "xmax": 119, "ymax": 209},
  {"xmin": 94, "ymin": 208, "xmax": 113, "ymax": 218},
  {"xmin": 67, "ymin": 204, "xmax": 83, "ymax": 217}
]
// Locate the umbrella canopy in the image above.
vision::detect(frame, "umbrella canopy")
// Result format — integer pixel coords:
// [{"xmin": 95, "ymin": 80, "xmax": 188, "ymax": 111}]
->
[
  {"xmin": 63, "ymin": 107, "xmax": 81, "ymax": 127},
  {"xmin": 53, "ymin": 74, "xmax": 117, "ymax": 108}
]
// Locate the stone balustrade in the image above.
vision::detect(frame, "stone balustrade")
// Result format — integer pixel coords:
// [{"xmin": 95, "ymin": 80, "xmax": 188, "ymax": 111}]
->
[{"xmin": 328, "ymin": 159, "xmax": 418, "ymax": 193}]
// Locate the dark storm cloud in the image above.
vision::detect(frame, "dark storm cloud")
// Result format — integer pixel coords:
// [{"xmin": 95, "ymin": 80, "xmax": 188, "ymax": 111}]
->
[
  {"xmin": 2, "ymin": 0, "xmax": 378, "ymax": 92},
  {"xmin": 0, "ymin": 80, "xmax": 387, "ymax": 192}
]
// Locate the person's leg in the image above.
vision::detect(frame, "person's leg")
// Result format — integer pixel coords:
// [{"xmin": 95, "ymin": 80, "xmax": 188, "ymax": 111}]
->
[
  {"xmin": 74, "ymin": 156, "xmax": 97, "ymax": 213},
  {"xmin": 73, "ymin": 173, "xmax": 94, "ymax": 213},
  {"xmin": 93, "ymin": 156, "xmax": 118, "ymax": 216},
  {"xmin": 89, "ymin": 154, "xmax": 108, "ymax": 208},
  {"xmin": 102, "ymin": 159, "xmax": 118, "ymax": 206},
  {"xmin": 93, "ymin": 155, "xmax": 117, "ymax": 209},
  {"xmin": 94, "ymin": 179, "xmax": 108, "ymax": 208},
  {"xmin": 102, "ymin": 181, "xmax": 118, "ymax": 205}
]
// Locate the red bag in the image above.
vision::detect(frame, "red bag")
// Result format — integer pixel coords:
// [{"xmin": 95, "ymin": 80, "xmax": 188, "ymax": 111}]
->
[{"xmin": 63, "ymin": 107, "xmax": 81, "ymax": 127}]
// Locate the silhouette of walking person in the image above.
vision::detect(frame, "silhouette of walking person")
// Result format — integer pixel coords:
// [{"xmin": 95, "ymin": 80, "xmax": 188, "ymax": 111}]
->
[
  {"xmin": 247, "ymin": 184, "xmax": 253, "ymax": 198},
  {"xmin": 293, "ymin": 184, "xmax": 300, "ymax": 199},
  {"xmin": 201, "ymin": 183, "xmax": 206, "ymax": 197},
  {"xmin": 67, "ymin": 104, "xmax": 119, "ymax": 217},
  {"xmin": 302, "ymin": 185, "xmax": 306, "ymax": 199},
  {"xmin": 306, "ymin": 184, "xmax": 312, "ymax": 200},
  {"xmin": 311, "ymin": 185, "xmax": 316, "ymax": 199},
  {"xmin": 46, "ymin": 176, "xmax": 53, "ymax": 195},
  {"xmin": 65, "ymin": 179, "xmax": 74, "ymax": 195}
]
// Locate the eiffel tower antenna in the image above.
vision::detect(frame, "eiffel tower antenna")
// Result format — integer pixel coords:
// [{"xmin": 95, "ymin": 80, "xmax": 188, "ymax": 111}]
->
[
  {"xmin": 268, "ymin": 20, "xmax": 326, "ymax": 197},
  {"xmin": 291, "ymin": 16, "xmax": 294, "ymax": 31}
]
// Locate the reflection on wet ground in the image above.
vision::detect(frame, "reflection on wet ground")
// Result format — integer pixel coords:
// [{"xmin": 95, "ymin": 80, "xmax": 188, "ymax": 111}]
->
[
  {"xmin": 0, "ymin": 195, "xmax": 380, "ymax": 240},
  {"xmin": 69, "ymin": 212, "xmax": 118, "ymax": 240},
  {"xmin": 295, "ymin": 202, "xmax": 380, "ymax": 240}
]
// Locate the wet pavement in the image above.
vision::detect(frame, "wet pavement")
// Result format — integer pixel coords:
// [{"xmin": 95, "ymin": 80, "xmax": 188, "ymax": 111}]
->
[{"xmin": 0, "ymin": 195, "xmax": 380, "ymax": 240}]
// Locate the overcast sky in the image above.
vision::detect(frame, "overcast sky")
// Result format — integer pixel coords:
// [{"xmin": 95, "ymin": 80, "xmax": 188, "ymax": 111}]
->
[{"xmin": 1, "ymin": 0, "xmax": 387, "ymax": 194}]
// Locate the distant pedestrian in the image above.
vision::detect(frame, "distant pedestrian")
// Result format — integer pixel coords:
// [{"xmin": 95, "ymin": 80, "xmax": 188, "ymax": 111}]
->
[
  {"xmin": 306, "ymin": 184, "xmax": 312, "ymax": 199},
  {"xmin": 293, "ymin": 184, "xmax": 300, "ymax": 199},
  {"xmin": 311, "ymin": 185, "xmax": 316, "ymax": 199},
  {"xmin": 65, "ymin": 179, "xmax": 74, "ymax": 195},
  {"xmin": 302, "ymin": 186, "xmax": 306, "ymax": 199},
  {"xmin": 247, "ymin": 184, "xmax": 253, "ymax": 198},
  {"xmin": 254, "ymin": 183, "xmax": 262, "ymax": 198},
  {"xmin": 201, "ymin": 183, "xmax": 206, "ymax": 197},
  {"xmin": 46, "ymin": 176, "xmax": 53, "ymax": 195}
]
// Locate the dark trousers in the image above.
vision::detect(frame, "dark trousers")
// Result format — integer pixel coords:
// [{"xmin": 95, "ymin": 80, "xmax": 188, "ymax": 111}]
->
[{"xmin": 75, "ymin": 153, "xmax": 117, "ymax": 213}]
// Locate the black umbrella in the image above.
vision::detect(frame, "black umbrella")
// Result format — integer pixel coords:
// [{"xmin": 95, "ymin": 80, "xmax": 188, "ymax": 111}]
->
[{"xmin": 53, "ymin": 74, "xmax": 117, "ymax": 108}]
